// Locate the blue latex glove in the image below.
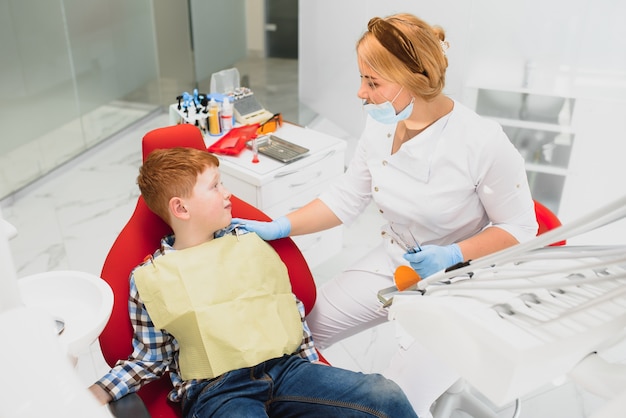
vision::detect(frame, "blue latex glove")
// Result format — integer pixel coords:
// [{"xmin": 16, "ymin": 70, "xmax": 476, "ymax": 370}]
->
[
  {"xmin": 230, "ymin": 216, "xmax": 291, "ymax": 241},
  {"xmin": 403, "ymin": 244, "xmax": 463, "ymax": 278}
]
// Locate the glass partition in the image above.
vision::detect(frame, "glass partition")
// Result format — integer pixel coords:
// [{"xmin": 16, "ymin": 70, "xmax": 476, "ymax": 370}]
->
[{"xmin": 0, "ymin": 0, "xmax": 160, "ymax": 199}]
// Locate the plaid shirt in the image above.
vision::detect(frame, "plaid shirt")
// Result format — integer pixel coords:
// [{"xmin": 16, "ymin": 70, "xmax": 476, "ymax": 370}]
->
[{"xmin": 95, "ymin": 228, "xmax": 319, "ymax": 402}]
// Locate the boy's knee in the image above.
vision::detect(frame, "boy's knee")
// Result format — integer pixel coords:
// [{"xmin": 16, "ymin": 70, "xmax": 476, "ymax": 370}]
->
[{"xmin": 362, "ymin": 374, "xmax": 416, "ymax": 414}]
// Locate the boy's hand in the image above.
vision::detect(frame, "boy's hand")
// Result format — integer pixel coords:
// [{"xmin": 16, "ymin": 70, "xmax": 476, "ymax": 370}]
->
[
  {"xmin": 231, "ymin": 216, "xmax": 291, "ymax": 241},
  {"xmin": 88, "ymin": 384, "xmax": 112, "ymax": 405},
  {"xmin": 403, "ymin": 243, "xmax": 462, "ymax": 278}
]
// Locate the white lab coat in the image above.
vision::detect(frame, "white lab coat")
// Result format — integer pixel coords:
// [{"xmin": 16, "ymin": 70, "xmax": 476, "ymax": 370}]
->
[{"xmin": 309, "ymin": 100, "xmax": 538, "ymax": 417}]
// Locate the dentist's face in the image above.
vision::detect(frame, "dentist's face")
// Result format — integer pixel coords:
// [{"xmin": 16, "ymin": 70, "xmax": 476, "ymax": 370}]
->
[{"xmin": 357, "ymin": 61, "xmax": 411, "ymax": 113}]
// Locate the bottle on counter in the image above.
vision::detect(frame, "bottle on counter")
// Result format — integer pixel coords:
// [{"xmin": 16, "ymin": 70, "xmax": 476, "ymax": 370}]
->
[
  {"xmin": 220, "ymin": 96, "xmax": 234, "ymax": 133},
  {"xmin": 208, "ymin": 98, "xmax": 221, "ymax": 136}
]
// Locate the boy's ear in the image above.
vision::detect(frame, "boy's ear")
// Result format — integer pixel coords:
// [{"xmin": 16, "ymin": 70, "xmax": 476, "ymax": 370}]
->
[{"xmin": 169, "ymin": 197, "xmax": 189, "ymax": 220}]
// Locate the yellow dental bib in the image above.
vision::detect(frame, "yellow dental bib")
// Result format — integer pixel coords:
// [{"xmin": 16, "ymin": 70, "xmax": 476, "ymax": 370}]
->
[{"xmin": 133, "ymin": 233, "xmax": 302, "ymax": 380}]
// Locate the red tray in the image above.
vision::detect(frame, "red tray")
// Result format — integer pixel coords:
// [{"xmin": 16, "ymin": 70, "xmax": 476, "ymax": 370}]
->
[{"xmin": 207, "ymin": 124, "xmax": 259, "ymax": 156}]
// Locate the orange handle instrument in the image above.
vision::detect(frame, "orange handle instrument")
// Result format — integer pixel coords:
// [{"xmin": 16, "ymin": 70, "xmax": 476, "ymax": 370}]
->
[{"xmin": 394, "ymin": 265, "xmax": 421, "ymax": 291}]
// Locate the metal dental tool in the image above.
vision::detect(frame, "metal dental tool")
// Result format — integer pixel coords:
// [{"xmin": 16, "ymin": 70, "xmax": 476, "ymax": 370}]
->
[{"xmin": 384, "ymin": 224, "xmax": 422, "ymax": 253}]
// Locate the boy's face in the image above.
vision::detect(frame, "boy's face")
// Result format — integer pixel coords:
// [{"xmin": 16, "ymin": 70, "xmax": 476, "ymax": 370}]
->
[{"xmin": 185, "ymin": 166, "xmax": 232, "ymax": 233}]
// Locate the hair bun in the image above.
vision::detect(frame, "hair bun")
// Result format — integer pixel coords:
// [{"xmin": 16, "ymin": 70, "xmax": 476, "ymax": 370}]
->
[{"xmin": 367, "ymin": 17, "xmax": 383, "ymax": 31}]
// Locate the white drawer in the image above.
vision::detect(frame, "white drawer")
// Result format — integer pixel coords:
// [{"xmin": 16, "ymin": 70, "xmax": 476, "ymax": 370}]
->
[
  {"xmin": 222, "ymin": 172, "xmax": 260, "ymax": 207},
  {"xmin": 223, "ymin": 149, "xmax": 344, "ymax": 212},
  {"xmin": 263, "ymin": 177, "xmax": 336, "ymax": 218},
  {"xmin": 258, "ymin": 149, "xmax": 344, "ymax": 209}
]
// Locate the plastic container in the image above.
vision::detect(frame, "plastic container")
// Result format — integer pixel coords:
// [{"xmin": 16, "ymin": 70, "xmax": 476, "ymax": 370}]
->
[
  {"xmin": 208, "ymin": 98, "xmax": 221, "ymax": 136},
  {"xmin": 221, "ymin": 96, "xmax": 234, "ymax": 133}
]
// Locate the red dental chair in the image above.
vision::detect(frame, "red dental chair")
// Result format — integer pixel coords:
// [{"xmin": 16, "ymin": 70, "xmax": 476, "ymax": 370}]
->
[
  {"xmin": 534, "ymin": 199, "xmax": 566, "ymax": 246},
  {"xmin": 97, "ymin": 123, "xmax": 563, "ymax": 417},
  {"xmin": 98, "ymin": 123, "xmax": 324, "ymax": 418}
]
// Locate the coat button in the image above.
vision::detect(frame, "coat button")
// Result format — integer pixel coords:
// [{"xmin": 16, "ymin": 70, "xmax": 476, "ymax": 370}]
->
[{"xmin": 374, "ymin": 186, "xmax": 379, "ymax": 192}]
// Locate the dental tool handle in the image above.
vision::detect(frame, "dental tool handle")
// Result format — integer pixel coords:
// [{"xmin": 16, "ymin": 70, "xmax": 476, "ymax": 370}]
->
[
  {"xmin": 394, "ymin": 265, "xmax": 421, "ymax": 291},
  {"xmin": 251, "ymin": 137, "xmax": 259, "ymax": 163}
]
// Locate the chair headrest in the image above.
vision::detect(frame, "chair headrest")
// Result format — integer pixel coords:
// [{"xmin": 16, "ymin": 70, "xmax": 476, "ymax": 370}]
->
[{"xmin": 142, "ymin": 124, "xmax": 206, "ymax": 161}]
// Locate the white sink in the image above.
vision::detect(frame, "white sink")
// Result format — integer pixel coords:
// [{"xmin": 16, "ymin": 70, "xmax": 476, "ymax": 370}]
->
[{"xmin": 18, "ymin": 270, "xmax": 113, "ymax": 359}]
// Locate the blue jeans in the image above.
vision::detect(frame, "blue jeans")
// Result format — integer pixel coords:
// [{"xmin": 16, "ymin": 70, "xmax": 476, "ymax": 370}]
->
[{"xmin": 182, "ymin": 355, "xmax": 418, "ymax": 418}]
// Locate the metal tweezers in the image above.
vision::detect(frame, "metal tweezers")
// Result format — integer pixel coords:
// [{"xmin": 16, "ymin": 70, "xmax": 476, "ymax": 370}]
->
[
  {"xmin": 377, "ymin": 224, "xmax": 423, "ymax": 308},
  {"xmin": 387, "ymin": 224, "xmax": 422, "ymax": 253}
]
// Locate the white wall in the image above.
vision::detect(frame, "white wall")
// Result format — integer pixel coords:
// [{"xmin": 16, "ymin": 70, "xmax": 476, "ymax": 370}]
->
[
  {"xmin": 299, "ymin": 0, "xmax": 626, "ymax": 137},
  {"xmin": 191, "ymin": 1, "xmax": 248, "ymax": 83},
  {"xmin": 246, "ymin": 0, "xmax": 266, "ymax": 56}
]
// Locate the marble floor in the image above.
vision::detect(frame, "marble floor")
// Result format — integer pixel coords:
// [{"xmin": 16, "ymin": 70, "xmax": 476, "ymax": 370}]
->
[{"xmin": 2, "ymin": 57, "xmax": 624, "ymax": 417}]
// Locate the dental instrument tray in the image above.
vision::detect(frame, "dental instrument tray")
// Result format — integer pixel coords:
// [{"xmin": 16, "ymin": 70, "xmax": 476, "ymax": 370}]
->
[
  {"xmin": 386, "ymin": 195, "xmax": 626, "ymax": 407},
  {"xmin": 246, "ymin": 135, "xmax": 309, "ymax": 163}
]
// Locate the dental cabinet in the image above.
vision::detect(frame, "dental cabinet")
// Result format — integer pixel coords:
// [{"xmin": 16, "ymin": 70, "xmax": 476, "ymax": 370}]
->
[
  {"xmin": 169, "ymin": 106, "xmax": 347, "ymax": 267},
  {"xmin": 464, "ymin": 87, "xmax": 576, "ymax": 215},
  {"xmin": 465, "ymin": 80, "xmax": 626, "ymax": 230}
]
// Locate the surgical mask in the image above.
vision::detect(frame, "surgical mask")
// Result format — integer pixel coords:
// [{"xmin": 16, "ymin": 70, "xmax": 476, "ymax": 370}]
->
[{"xmin": 364, "ymin": 88, "xmax": 414, "ymax": 124}]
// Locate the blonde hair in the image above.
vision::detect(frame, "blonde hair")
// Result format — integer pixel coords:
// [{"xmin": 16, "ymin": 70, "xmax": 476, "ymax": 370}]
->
[
  {"xmin": 357, "ymin": 13, "xmax": 448, "ymax": 101},
  {"xmin": 137, "ymin": 147, "xmax": 219, "ymax": 224}
]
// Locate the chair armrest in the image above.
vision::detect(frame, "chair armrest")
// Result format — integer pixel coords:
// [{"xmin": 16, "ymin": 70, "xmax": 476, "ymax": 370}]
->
[{"xmin": 108, "ymin": 393, "xmax": 151, "ymax": 418}]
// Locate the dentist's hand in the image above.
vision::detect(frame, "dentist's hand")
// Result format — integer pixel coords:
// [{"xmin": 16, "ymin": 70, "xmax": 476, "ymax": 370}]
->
[
  {"xmin": 231, "ymin": 216, "xmax": 291, "ymax": 241},
  {"xmin": 403, "ymin": 244, "xmax": 463, "ymax": 278}
]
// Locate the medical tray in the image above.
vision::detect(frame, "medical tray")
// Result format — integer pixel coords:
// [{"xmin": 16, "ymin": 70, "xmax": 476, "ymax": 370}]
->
[{"xmin": 247, "ymin": 135, "xmax": 309, "ymax": 163}]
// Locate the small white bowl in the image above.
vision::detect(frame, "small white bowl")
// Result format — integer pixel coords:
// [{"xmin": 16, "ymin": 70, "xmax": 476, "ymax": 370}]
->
[{"xmin": 18, "ymin": 270, "xmax": 113, "ymax": 359}]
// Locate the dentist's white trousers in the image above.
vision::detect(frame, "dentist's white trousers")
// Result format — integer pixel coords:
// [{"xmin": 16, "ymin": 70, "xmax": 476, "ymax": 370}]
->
[{"xmin": 307, "ymin": 244, "xmax": 460, "ymax": 418}]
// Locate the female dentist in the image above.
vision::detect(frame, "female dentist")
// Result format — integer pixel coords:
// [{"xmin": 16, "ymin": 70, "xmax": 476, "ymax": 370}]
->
[{"xmin": 234, "ymin": 13, "xmax": 538, "ymax": 417}]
